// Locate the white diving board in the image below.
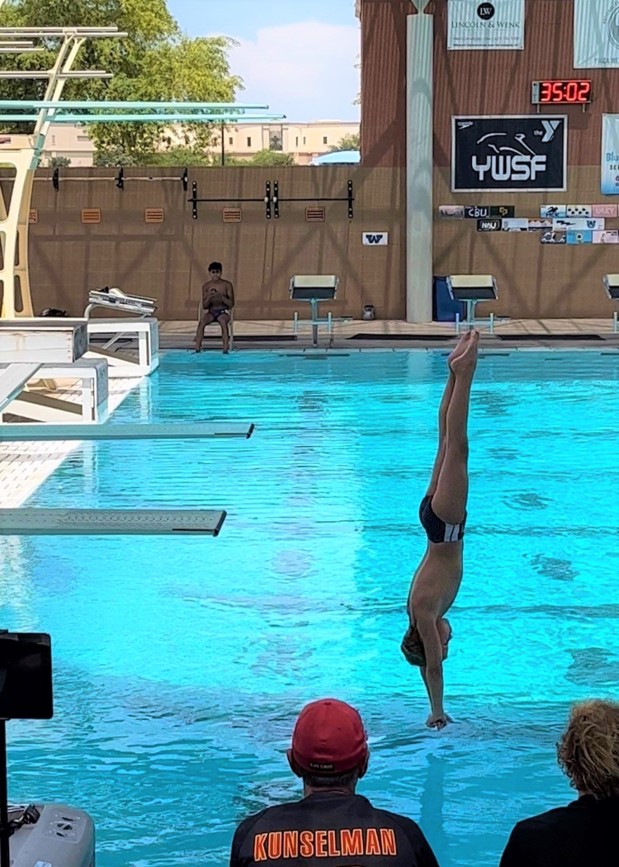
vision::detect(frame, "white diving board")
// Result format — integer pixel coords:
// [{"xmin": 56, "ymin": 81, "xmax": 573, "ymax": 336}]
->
[
  {"xmin": 0, "ymin": 422, "xmax": 255, "ymax": 441},
  {"xmin": 0, "ymin": 363, "xmax": 41, "ymax": 413},
  {"xmin": 0, "ymin": 508, "xmax": 227, "ymax": 537}
]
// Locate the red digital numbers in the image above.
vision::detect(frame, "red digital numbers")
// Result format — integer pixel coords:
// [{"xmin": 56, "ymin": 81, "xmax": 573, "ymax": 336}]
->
[{"xmin": 537, "ymin": 80, "xmax": 591, "ymax": 104}]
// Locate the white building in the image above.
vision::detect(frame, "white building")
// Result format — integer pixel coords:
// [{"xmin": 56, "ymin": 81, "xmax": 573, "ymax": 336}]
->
[{"xmin": 10, "ymin": 120, "xmax": 359, "ymax": 167}]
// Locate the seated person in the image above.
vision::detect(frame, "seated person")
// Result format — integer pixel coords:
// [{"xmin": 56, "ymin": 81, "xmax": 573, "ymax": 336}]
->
[
  {"xmin": 195, "ymin": 261, "xmax": 235, "ymax": 354},
  {"xmin": 499, "ymin": 699, "xmax": 619, "ymax": 867},
  {"xmin": 230, "ymin": 698, "xmax": 440, "ymax": 867}
]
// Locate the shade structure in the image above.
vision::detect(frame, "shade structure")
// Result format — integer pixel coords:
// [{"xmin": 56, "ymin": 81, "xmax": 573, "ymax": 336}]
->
[{"xmin": 311, "ymin": 149, "xmax": 360, "ymax": 166}]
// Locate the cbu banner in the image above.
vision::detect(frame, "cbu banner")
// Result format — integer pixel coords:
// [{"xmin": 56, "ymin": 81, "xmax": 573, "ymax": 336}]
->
[
  {"xmin": 448, "ymin": 0, "xmax": 525, "ymax": 50},
  {"xmin": 574, "ymin": 0, "xmax": 619, "ymax": 68},
  {"xmin": 452, "ymin": 116, "xmax": 567, "ymax": 192},
  {"xmin": 601, "ymin": 115, "xmax": 619, "ymax": 194}
]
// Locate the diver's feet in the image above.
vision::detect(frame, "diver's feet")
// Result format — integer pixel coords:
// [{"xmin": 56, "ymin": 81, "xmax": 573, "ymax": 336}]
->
[
  {"xmin": 448, "ymin": 330, "xmax": 471, "ymax": 369},
  {"xmin": 450, "ymin": 329, "xmax": 479, "ymax": 376}
]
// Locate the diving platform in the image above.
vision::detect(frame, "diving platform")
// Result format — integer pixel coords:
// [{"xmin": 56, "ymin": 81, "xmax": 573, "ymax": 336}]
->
[
  {"xmin": 0, "ymin": 359, "xmax": 109, "ymax": 424},
  {"xmin": 0, "ymin": 318, "xmax": 88, "ymax": 363},
  {"xmin": 86, "ymin": 317, "xmax": 159, "ymax": 377},
  {"xmin": 0, "ymin": 421, "xmax": 255, "ymax": 441},
  {"xmin": 0, "ymin": 508, "xmax": 227, "ymax": 537}
]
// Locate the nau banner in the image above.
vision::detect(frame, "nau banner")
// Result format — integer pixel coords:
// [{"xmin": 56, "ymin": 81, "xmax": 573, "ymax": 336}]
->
[
  {"xmin": 448, "ymin": 0, "xmax": 525, "ymax": 50},
  {"xmin": 574, "ymin": 0, "xmax": 619, "ymax": 68},
  {"xmin": 602, "ymin": 115, "xmax": 619, "ymax": 194},
  {"xmin": 452, "ymin": 116, "xmax": 567, "ymax": 192}
]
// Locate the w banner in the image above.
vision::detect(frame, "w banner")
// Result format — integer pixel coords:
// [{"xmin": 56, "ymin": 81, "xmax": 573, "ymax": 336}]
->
[
  {"xmin": 452, "ymin": 116, "xmax": 567, "ymax": 192},
  {"xmin": 448, "ymin": 0, "xmax": 525, "ymax": 50},
  {"xmin": 574, "ymin": 0, "xmax": 619, "ymax": 68},
  {"xmin": 601, "ymin": 115, "xmax": 619, "ymax": 194}
]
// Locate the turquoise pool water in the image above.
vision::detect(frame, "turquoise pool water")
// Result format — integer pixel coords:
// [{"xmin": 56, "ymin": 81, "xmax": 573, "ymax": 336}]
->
[{"xmin": 1, "ymin": 349, "xmax": 618, "ymax": 867}]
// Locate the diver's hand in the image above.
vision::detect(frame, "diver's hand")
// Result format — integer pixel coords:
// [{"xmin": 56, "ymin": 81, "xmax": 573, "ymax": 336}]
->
[{"xmin": 426, "ymin": 712, "xmax": 453, "ymax": 730}]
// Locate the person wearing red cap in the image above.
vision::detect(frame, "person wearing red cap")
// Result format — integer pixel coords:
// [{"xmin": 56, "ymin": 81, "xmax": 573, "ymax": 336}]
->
[
  {"xmin": 401, "ymin": 331, "xmax": 479, "ymax": 730},
  {"xmin": 229, "ymin": 698, "xmax": 440, "ymax": 867}
]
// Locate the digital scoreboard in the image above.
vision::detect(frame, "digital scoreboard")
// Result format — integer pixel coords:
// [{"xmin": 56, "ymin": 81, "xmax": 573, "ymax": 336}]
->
[{"xmin": 531, "ymin": 80, "xmax": 592, "ymax": 105}]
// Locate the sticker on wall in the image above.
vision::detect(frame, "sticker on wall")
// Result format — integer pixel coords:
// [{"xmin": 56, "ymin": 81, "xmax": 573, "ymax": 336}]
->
[
  {"xmin": 592, "ymin": 203, "xmax": 619, "ymax": 217},
  {"xmin": 502, "ymin": 218, "xmax": 529, "ymax": 231},
  {"xmin": 452, "ymin": 116, "xmax": 567, "ymax": 192},
  {"xmin": 490, "ymin": 205, "xmax": 516, "ymax": 218},
  {"xmin": 541, "ymin": 231, "xmax": 567, "ymax": 244},
  {"xmin": 528, "ymin": 219, "xmax": 553, "ymax": 231},
  {"xmin": 438, "ymin": 205, "xmax": 465, "ymax": 218},
  {"xmin": 601, "ymin": 115, "xmax": 619, "ymax": 194},
  {"xmin": 448, "ymin": 0, "xmax": 525, "ymax": 51},
  {"xmin": 362, "ymin": 232, "xmax": 389, "ymax": 246},
  {"xmin": 465, "ymin": 205, "xmax": 492, "ymax": 219},
  {"xmin": 464, "ymin": 205, "xmax": 516, "ymax": 218},
  {"xmin": 566, "ymin": 204, "xmax": 593, "ymax": 217},
  {"xmin": 553, "ymin": 217, "xmax": 605, "ymax": 230},
  {"xmin": 477, "ymin": 219, "xmax": 502, "ymax": 231},
  {"xmin": 593, "ymin": 229, "xmax": 619, "ymax": 243},
  {"xmin": 574, "ymin": 0, "xmax": 619, "ymax": 68},
  {"xmin": 540, "ymin": 205, "xmax": 567, "ymax": 218},
  {"xmin": 567, "ymin": 230, "xmax": 593, "ymax": 244}
]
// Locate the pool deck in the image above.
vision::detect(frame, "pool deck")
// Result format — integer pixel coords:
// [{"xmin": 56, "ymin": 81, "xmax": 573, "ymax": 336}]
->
[
  {"xmin": 1, "ymin": 317, "xmax": 617, "ymax": 509},
  {"xmin": 161, "ymin": 317, "xmax": 619, "ymax": 350}
]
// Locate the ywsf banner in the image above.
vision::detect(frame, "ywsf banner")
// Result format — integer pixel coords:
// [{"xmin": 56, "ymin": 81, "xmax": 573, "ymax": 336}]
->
[
  {"xmin": 452, "ymin": 116, "xmax": 567, "ymax": 192},
  {"xmin": 574, "ymin": 0, "xmax": 619, "ymax": 68},
  {"xmin": 448, "ymin": 0, "xmax": 525, "ymax": 50},
  {"xmin": 601, "ymin": 115, "xmax": 619, "ymax": 194}
]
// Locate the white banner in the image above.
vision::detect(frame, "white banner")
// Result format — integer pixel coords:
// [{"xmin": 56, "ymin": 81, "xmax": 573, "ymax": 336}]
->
[
  {"xmin": 448, "ymin": 0, "xmax": 525, "ymax": 50},
  {"xmin": 574, "ymin": 0, "xmax": 619, "ymax": 68},
  {"xmin": 601, "ymin": 115, "xmax": 619, "ymax": 194}
]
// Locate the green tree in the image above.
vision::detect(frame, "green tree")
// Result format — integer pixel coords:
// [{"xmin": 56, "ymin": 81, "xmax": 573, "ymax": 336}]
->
[
  {"xmin": 329, "ymin": 132, "xmax": 360, "ymax": 152},
  {"xmin": 249, "ymin": 149, "xmax": 295, "ymax": 166},
  {"xmin": 48, "ymin": 155, "xmax": 72, "ymax": 167},
  {"xmin": 0, "ymin": 0, "xmax": 242, "ymax": 160}
]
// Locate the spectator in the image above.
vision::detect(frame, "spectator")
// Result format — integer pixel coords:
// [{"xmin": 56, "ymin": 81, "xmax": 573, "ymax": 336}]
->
[
  {"xmin": 499, "ymin": 699, "xmax": 619, "ymax": 867},
  {"xmin": 230, "ymin": 698, "xmax": 440, "ymax": 866},
  {"xmin": 195, "ymin": 261, "xmax": 235, "ymax": 354}
]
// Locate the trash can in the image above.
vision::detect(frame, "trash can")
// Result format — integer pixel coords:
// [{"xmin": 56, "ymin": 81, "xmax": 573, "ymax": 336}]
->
[{"xmin": 433, "ymin": 277, "xmax": 466, "ymax": 322}]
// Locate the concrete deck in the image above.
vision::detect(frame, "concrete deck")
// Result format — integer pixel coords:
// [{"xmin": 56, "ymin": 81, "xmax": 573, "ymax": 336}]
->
[{"xmin": 162, "ymin": 318, "xmax": 619, "ymax": 351}]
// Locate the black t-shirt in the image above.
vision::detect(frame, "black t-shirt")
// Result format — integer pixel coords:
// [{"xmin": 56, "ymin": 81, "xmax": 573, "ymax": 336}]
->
[
  {"xmin": 499, "ymin": 795, "xmax": 619, "ymax": 867},
  {"xmin": 230, "ymin": 791, "xmax": 440, "ymax": 867}
]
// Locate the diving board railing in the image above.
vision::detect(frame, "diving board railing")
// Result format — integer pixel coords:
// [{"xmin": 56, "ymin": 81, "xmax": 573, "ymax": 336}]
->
[
  {"xmin": 0, "ymin": 509, "xmax": 227, "ymax": 537},
  {"xmin": 0, "ymin": 422, "xmax": 255, "ymax": 441},
  {"xmin": 0, "ymin": 363, "xmax": 41, "ymax": 414}
]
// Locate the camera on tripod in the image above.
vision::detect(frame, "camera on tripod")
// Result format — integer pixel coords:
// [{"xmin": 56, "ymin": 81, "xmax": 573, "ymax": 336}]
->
[{"xmin": 0, "ymin": 631, "xmax": 95, "ymax": 867}]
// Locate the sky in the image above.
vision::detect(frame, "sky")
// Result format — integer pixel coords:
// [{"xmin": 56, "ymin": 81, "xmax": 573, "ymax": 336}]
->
[{"xmin": 167, "ymin": 0, "xmax": 360, "ymax": 122}]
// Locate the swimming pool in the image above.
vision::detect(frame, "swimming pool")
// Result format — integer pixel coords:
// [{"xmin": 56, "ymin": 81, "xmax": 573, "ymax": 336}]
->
[{"xmin": 1, "ymin": 349, "xmax": 618, "ymax": 867}]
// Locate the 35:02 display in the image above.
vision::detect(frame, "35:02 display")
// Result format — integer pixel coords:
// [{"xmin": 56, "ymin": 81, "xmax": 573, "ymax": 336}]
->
[{"xmin": 533, "ymin": 80, "xmax": 592, "ymax": 104}]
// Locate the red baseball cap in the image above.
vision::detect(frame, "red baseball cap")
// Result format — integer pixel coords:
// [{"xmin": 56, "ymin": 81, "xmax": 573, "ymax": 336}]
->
[{"xmin": 289, "ymin": 698, "xmax": 368, "ymax": 774}]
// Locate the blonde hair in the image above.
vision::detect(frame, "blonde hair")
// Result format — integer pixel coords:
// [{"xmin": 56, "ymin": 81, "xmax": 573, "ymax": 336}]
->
[{"xmin": 557, "ymin": 700, "xmax": 619, "ymax": 800}]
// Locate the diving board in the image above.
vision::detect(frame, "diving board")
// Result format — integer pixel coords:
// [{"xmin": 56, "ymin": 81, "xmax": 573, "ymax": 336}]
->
[
  {"xmin": 0, "ymin": 422, "xmax": 255, "ymax": 441},
  {"xmin": 0, "ymin": 508, "xmax": 227, "ymax": 536},
  {"xmin": 0, "ymin": 363, "xmax": 41, "ymax": 413},
  {"xmin": 85, "ymin": 287, "xmax": 157, "ymax": 318}
]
